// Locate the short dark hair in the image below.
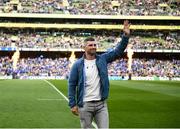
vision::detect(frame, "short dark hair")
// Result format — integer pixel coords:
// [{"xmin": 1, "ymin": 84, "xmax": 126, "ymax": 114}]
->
[{"xmin": 84, "ymin": 37, "xmax": 95, "ymax": 42}]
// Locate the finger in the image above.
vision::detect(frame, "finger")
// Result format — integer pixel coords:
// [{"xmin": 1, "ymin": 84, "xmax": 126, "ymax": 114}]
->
[
  {"xmin": 128, "ymin": 23, "xmax": 131, "ymax": 28},
  {"xmin": 71, "ymin": 107, "xmax": 79, "ymax": 116},
  {"xmin": 76, "ymin": 111, "xmax": 79, "ymax": 116},
  {"xmin": 123, "ymin": 20, "xmax": 128, "ymax": 24},
  {"xmin": 124, "ymin": 20, "xmax": 129, "ymax": 26},
  {"xmin": 124, "ymin": 23, "xmax": 131, "ymax": 30},
  {"xmin": 72, "ymin": 111, "xmax": 79, "ymax": 116}
]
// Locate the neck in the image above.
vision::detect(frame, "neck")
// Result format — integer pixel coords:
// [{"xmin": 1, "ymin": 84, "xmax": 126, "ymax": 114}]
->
[{"xmin": 85, "ymin": 53, "xmax": 96, "ymax": 60}]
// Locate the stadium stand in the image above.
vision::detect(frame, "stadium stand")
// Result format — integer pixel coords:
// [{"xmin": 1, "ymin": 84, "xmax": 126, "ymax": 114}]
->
[
  {"xmin": 0, "ymin": 56, "xmax": 179, "ymax": 79},
  {"xmin": 0, "ymin": 0, "xmax": 179, "ymax": 16},
  {"xmin": 0, "ymin": 0, "xmax": 179, "ymax": 80},
  {"xmin": 0, "ymin": 29, "xmax": 179, "ymax": 50}
]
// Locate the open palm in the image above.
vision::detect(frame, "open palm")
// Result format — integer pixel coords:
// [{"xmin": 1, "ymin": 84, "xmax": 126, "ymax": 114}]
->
[{"xmin": 123, "ymin": 20, "xmax": 130, "ymax": 36}]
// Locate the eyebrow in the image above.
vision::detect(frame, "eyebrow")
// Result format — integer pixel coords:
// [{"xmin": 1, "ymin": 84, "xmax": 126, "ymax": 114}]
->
[{"xmin": 87, "ymin": 44, "xmax": 97, "ymax": 47}]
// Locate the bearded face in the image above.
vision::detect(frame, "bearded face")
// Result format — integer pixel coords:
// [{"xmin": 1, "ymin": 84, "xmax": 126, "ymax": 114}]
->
[{"xmin": 84, "ymin": 41, "xmax": 97, "ymax": 56}]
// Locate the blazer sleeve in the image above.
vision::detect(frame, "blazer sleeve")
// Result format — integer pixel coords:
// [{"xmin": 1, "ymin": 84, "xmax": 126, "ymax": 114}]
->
[
  {"xmin": 101, "ymin": 35, "xmax": 129, "ymax": 63},
  {"xmin": 68, "ymin": 62, "xmax": 78, "ymax": 108}
]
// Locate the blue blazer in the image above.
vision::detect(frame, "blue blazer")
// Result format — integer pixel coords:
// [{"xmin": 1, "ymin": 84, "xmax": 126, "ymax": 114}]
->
[{"xmin": 68, "ymin": 35, "xmax": 129, "ymax": 108}]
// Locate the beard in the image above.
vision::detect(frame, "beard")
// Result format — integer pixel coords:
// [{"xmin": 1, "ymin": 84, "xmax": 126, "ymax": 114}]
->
[{"xmin": 87, "ymin": 49, "xmax": 96, "ymax": 56}]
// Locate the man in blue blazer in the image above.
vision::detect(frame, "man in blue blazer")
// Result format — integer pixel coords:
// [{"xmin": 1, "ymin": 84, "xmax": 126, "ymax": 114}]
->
[{"xmin": 68, "ymin": 20, "xmax": 130, "ymax": 129}]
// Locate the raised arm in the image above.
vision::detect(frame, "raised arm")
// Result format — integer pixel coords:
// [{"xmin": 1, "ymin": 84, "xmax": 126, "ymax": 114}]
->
[{"xmin": 101, "ymin": 20, "xmax": 130, "ymax": 63}]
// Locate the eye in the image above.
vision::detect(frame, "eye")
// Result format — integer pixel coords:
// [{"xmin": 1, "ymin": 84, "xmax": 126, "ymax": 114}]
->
[{"xmin": 87, "ymin": 44, "xmax": 96, "ymax": 47}]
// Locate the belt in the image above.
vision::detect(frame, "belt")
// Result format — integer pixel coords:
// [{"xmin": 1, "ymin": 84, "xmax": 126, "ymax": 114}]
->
[{"xmin": 89, "ymin": 100, "xmax": 102, "ymax": 103}]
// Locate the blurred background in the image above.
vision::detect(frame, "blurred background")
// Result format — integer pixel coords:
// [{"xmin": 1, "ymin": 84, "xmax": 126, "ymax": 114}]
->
[{"xmin": 0, "ymin": 0, "xmax": 179, "ymax": 80}]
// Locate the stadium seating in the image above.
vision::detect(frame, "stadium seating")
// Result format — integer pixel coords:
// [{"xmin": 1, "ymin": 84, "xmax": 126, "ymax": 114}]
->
[
  {"xmin": 0, "ymin": 30, "xmax": 179, "ymax": 50},
  {"xmin": 0, "ymin": 0, "xmax": 179, "ymax": 16},
  {"xmin": 0, "ymin": 56, "xmax": 179, "ymax": 78}
]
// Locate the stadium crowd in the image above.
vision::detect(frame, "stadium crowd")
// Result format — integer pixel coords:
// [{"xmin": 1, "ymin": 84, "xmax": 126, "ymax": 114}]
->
[
  {"xmin": 0, "ymin": 0, "xmax": 179, "ymax": 16},
  {"xmin": 68, "ymin": 0, "xmax": 179, "ymax": 16},
  {"xmin": 108, "ymin": 58, "xmax": 179, "ymax": 77},
  {"xmin": 0, "ymin": 56, "xmax": 179, "ymax": 78},
  {"xmin": 0, "ymin": 56, "xmax": 69, "ymax": 77},
  {"xmin": 0, "ymin": 30, "xmax": 179, "ymax": 50}
]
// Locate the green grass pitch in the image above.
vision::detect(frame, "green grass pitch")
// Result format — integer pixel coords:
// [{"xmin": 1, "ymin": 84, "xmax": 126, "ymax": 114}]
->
[{"xmin": 0, "ymin": 79, "xmax": 179, "ymax": 128}]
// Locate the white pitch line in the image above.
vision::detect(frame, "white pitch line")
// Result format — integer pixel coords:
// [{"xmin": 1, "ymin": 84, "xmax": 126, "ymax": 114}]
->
[
  {"xmin": 43, "ymin": 79, "xmax": 98, "ymax": 129},
  {"xmin": 43, "ymin": 79, "xmax": 69, "ymax": 101}
]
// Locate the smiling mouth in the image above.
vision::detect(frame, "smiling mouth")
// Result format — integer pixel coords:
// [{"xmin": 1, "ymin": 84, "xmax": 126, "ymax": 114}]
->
[{"xmin": 87, "ymin": 49, "xmax": 96, "ymax": 56}]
